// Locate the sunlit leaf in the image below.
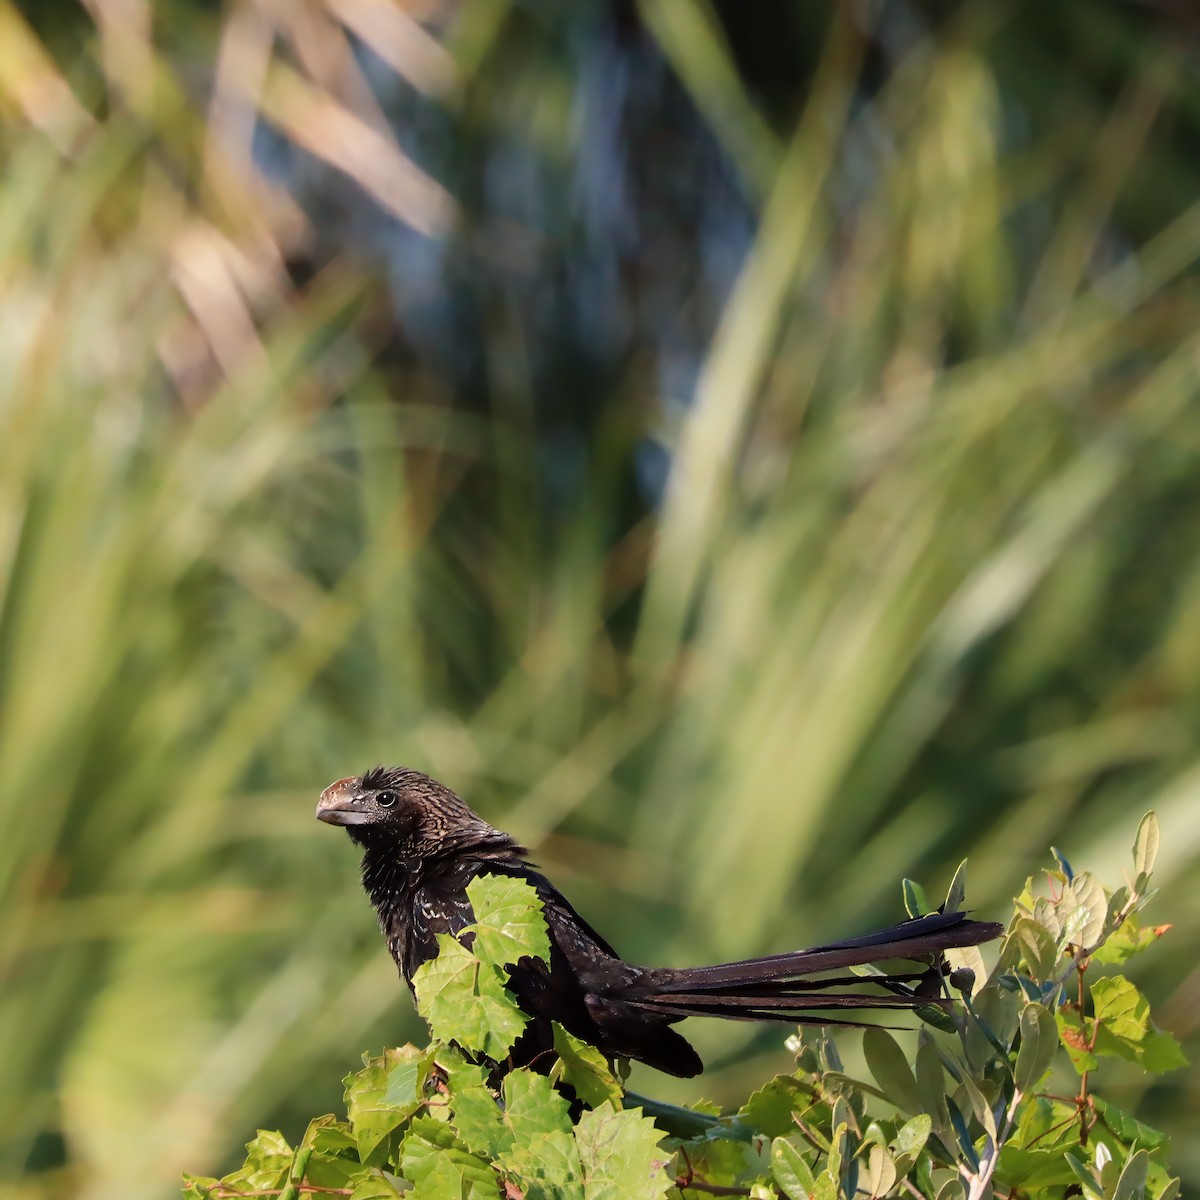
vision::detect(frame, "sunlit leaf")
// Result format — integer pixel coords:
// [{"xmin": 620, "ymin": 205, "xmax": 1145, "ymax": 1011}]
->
[
  {"xmin": 574, "ymin": 1102, "xmax": 671, "ymax": 1200},
  {"xmin": 465, "ymin": 874, "xmax": 552, "ymax": 969},
  {"xmin": 1133, "ymin": 813, "xmax": 1160, "ymax": 879}
]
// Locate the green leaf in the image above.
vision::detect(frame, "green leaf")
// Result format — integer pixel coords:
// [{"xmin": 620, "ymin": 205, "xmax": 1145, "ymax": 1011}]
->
[
  {"xmin": 1065, "ymin": 1153, "xmax": 1105, "ymax": 1200},
  {"xmin": 957, "ymin": 1069, "xmax": 998, "ymax": 1144},
  {"xmin": 345, "ymin": 1049, "xmax": 427, "ymax": 1163},
  {"xmin": 383, "ymin": 1050, "xmax": 432, "ymax": 1108},
  {"xmin": 812, "ymin": 1170, "xmax": 839, "ymax": 1200},
  {"xmin": 1013, "ymin": 917, "xmax": 1058, "ymax": 980},
  {"xmin": 863, "ymin": 1145, "xmax": 897, "ymax": 1198},
  {"xmin": 771, "ymin": 1137, "xmax": 815, "ymax": 1200},
  {"xmin": 182, "ymin": 1175, "xmax": 218, "ymax": 1198},
  {"xmin": 1113, "ymin": 1149, "xmax": 1149, "ymax": 1200},
  {"xmin": 739, "ymin": 1074, "xmax": 818, "ymax": 1139},
  {"xmin": 862, "ymin": 1028, "xmax": 921, "ymax": 1114},
  {"xmin": 501, "ymin": 1129, "xmax": 584, "ymax": 1200},
  {"xmin": 903, "ymin": 878, "xmax": 930, "ymax": 918},
  {"xmin": 892, "ymin": 1113, "xmax": 932, "ymax": 1159},
  {"xmin": 412, "ymin": 934, "xmax": 529, "ymax": 1059},
  {"xmin": 1067, "ymin": 872, "xmax": 1109, "ymax": 949},
  {"xmin": 1015, "ymin": 1002, "xmax": 1059, "ymax": 1091},
  {"xmin": 400, "ymin": 1116, "xmax": 499, "ymax": 1200},
  {"xmin": 453, "ymin": 1069, "xmax": 573, "ymax": 1163},
  {"xmin": 944, "ymin": 860, "xmax": 968, "ymax": 915},
  {"xmin": 465, "ymin": 873, "xmax": 552, "ymax": 968},
  {"xmin": 231, "ymin": 1129, "xmax": 293, "ymax": 1191},
  {"xmin": 349, "ymin": 1176, "xmax": 406, "ymax": 1200},
  {"xmin": 503, "ymin": 1069, "xmax": 574, "ymax": 1142},
  {"xmin": 574, "ymin": 1102, "xmax": 671, "ymax": 1200},
  {"xmin": 1133, "ymin": 813, "xmax": 1160, "ymax": 880},
  {"xmin": 915, "ymin": 1030, "xmax": 950, "ymax": 1134},
  {"xmin": 1091, "ymin": 915, "xmax": 1169, "ymax": 966},
  {"xmin": 1057, "ymin": 1005, "xmax": 1098, "ymax": 1074},
  {"xmin": 1091, "ymin": 976, "xmax": 1188, "ymax": 1072},
  {"xmin": 1091, "ymin": 1098, "xmax": 1169, "ymax": 1151},
  {"xmin": 452, "ymin": 1085, "xmax": 509, "ymax": 1159},
  {"xmin": 551, "ymin": 1023, "xmax": 624, "ymax": 1109},
  {"xmin": 997, "ymin": 1145, "xmax": 1083, "ymax": 1191}
]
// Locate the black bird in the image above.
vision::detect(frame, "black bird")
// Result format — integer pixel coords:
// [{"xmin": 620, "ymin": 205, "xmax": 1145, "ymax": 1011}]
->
[{"xmin": 317, "ymin": 766, "xmax": 1003, "ymax": 1078}]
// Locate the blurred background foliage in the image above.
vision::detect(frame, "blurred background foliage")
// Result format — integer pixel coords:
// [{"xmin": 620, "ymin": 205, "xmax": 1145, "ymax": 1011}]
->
[{"xmin": 1, "ymin": 0, "xmax": 1199, "ymax": 1196}]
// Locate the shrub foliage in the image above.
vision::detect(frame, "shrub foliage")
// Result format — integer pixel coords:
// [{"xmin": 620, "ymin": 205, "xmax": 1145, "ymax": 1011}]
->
[{"xmin": 185, "ymin": 816, "xmax": 1183, "ymax": 1200}]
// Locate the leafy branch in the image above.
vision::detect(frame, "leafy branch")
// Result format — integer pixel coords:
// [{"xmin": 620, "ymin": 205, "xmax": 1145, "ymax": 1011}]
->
[{"xmin": 185, "ymin": 814, "xmax": 1184, "ymax": 1200}]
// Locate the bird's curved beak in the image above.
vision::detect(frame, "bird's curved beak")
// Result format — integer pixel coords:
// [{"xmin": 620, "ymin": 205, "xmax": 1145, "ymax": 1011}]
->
[{"xmin": 316, "ymin": 777, "xmax": 373, "ymax": 826}]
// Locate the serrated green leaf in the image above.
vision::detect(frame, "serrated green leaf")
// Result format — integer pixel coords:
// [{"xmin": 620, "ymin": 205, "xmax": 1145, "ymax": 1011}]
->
[
  {"xmin": 182, "ymin": 1174, "xmax": 218, "ymax": 1198},
  {"xmin": 383, "ymin": 1050, "xmax": 432, "ymax": 1108},
  {"xmin": 771, "ymin": 1137, "xmax": 815, "ymax": 1200},
  {"xmin": 1057, "ymin": 1006, "xmax": 1098, "ymax": 1074},
  {"xmin": 452, "ymin": 1085, "xmax": 509, "ymax": 1159},
  {"xmin": 738, "ymin": 1074, "xmax": 817, "ymax": 1139},
  {"xmin": 574, "ymin": 1102, "xmax": 671, "ymax": 1200},
  {"xmin": 1015, "ymin": 1002, "xmax": 1059, "ymax": 1091},
  {"xmin": 307, "ymin": 1116, "xmax": 357, "ymax": 1158},
  {"xmin": 503, "ymin": 1069, "xmax": 573, "ymax": 1142},
  {"xmin": 1090, "ymin": 976, "xmax": 1188, "ymax": 1072},
  {"xmin": 226, "ymin": 1129, "xmax": 292, "ymax": 1192},
  {"xmin": 345, "ymin": 1048, "xmax": 427, "ymax": 1163},
  {"xmin": 349, "ymin": 1176, "xmax": 406, "ymax": 1200},
  {"xmin": 1091, "ymin": 915, "xmax": 1168, "ymax": 966},
  {"xmin": 551, "ymin": 1023, "xmax": 624, "ymax": 1109},
  {"xmin": 465, "ymin": 874, "xmax": 552, "ymax": 968},
  {"xmin": 303, "ymin": 1152, "xmax": 370, "ymax": 1193},
  {"xmin": 997, "ymin": 1145, "xmax": 1083, "ymax": 1191},
  {"xmin": 1091, "ymin": 1098, "xmax": 1169, "ymax": 1151},
  {"xmin": 863, "ymin": 1028, "xmax": 921, "ymax": 1114},
  {"xmin": 401, "ymin": 1116, "xmax": 498, "ymax": 1200},
  {"xmin": 501, "ymin": 1129, "xmax": 584, "ymax": 1200},
  {"xmin": 413, "ymin": 934, "xmax": 529, "ymax": 1059},
  {"xmin": 453, "ymin": 1069, "xmax": 573, "ymax": 1163},
  {"xmin": 1133, "ymin": 814, "xmax": 1160, "ymax": 880},
  {"xmin": 903, "ymin": 879, "xmax": 930, "ymax": 918},
  {"xmin": 434, "ymin": 1045, "xmax": 491, "ymax": 1091}
]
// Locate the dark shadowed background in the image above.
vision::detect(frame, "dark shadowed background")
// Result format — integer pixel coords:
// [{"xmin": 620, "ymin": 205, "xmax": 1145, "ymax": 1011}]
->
[{"xmin": 2, "ymin": 1, "xmax": 1199, "ymax": 1196}]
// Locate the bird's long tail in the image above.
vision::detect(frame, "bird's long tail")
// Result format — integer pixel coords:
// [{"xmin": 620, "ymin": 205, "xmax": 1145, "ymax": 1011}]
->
[{"xmin": 630, "ymin": 912, "xmax": 1004, "ymax": 1024}]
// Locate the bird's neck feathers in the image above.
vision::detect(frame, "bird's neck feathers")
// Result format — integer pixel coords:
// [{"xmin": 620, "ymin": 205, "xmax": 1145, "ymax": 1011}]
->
[{"xmin": 354, "ymin": 818, "xmax": 525, "ymax": 907}]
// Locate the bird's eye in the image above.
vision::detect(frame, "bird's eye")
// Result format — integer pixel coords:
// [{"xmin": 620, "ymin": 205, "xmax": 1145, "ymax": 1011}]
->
[{"xmin": 376, "ymin": 790, "xmax": 398, "ymax": 809}]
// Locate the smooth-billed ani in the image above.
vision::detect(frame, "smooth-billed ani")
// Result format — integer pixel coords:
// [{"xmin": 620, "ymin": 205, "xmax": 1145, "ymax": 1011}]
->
[{"xmin": 317, "ymin": 765, "xmax": 1003, "ymax": 1078}]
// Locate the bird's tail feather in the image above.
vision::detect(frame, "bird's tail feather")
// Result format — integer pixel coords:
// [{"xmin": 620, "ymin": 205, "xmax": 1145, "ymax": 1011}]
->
[{"xmin": 633, "ymin": 913, "xmax": 1003, "ymax": 1025}]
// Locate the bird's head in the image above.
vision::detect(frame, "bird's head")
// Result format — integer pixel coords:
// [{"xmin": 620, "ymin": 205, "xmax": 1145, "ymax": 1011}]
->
[
  {"xmin": 316, "ymin": 765, "xmax": 519, "ymax": 859},
  {"xmin": 315, "ymin": 765, "xmax": 433, "ymax": 838}
]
